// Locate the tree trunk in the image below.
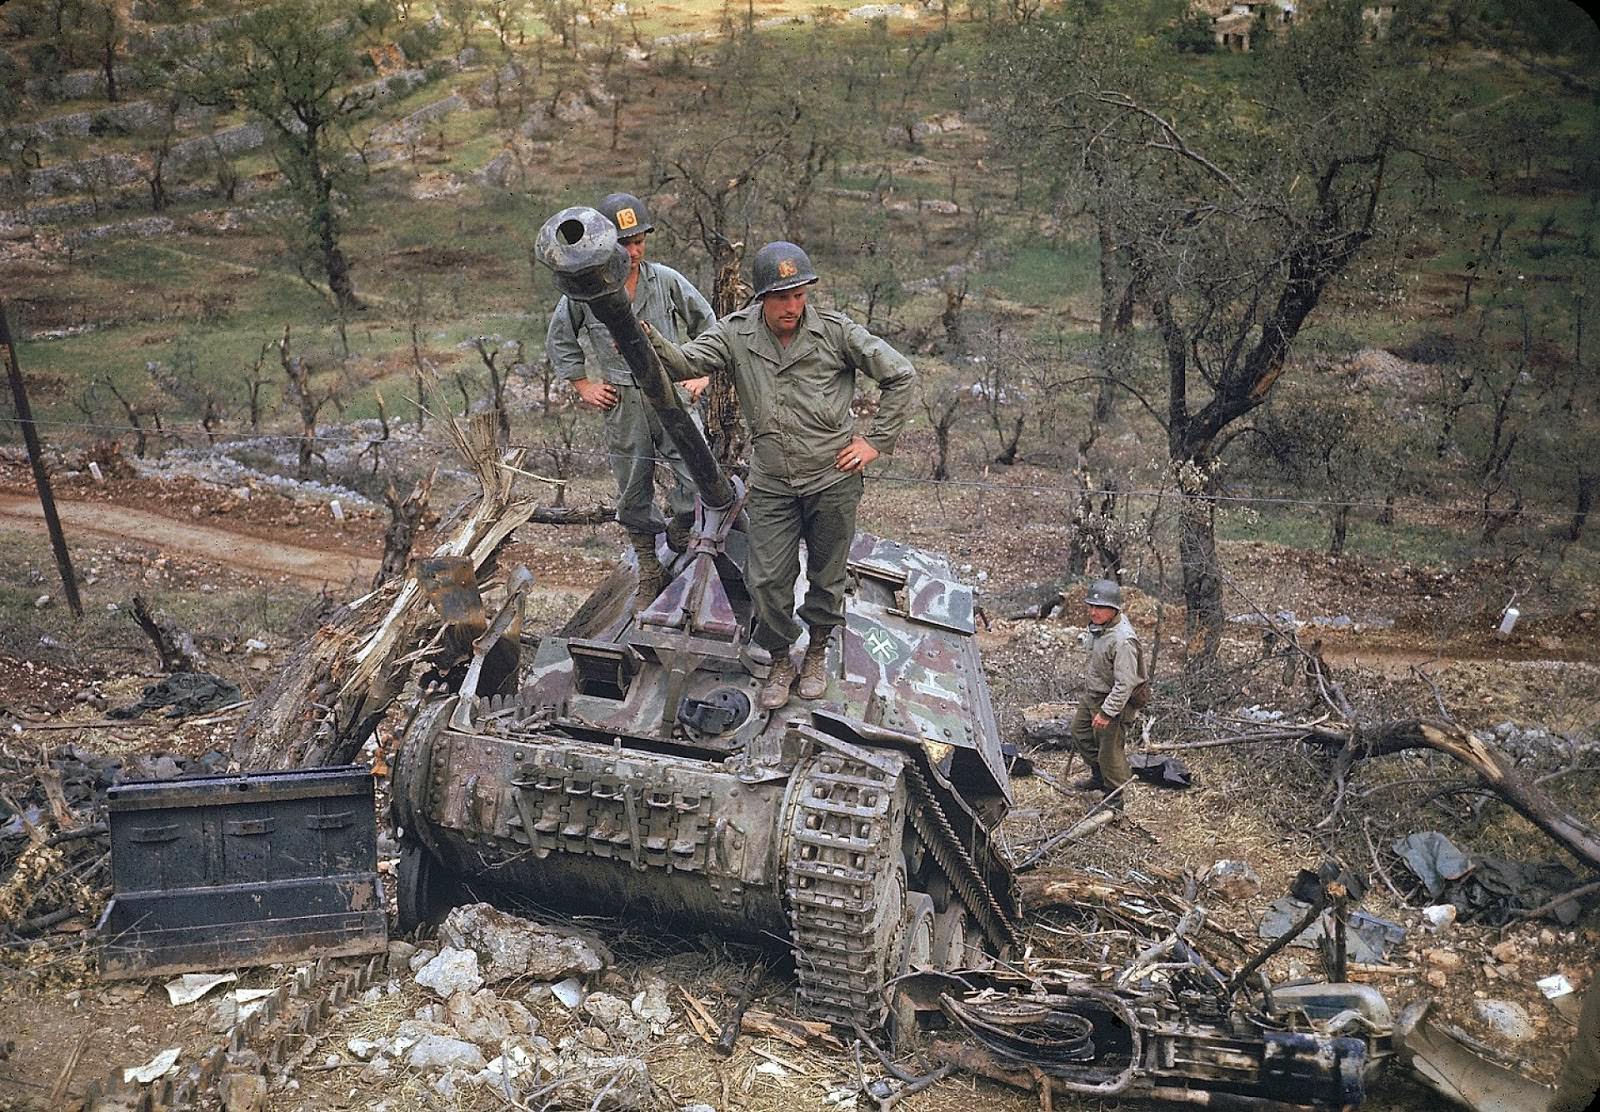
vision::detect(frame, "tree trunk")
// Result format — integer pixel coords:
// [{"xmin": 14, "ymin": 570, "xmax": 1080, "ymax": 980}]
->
[
  {"xmin": 1094, "ymin": 208, "xmax": 1131, "ymax": 426},
  {"xmin": 374, "ymin": 470, "xmax": 435, "ymax": 589},
  {"xmin": 1178, "ymin": 490, "xmax": 1223, "ymax": 669},
  {"xmin": 1569, "ymin": 470, "xmax": 1595, "ymax": 543},
  {"xmin": 311, "ymin": 161, "xmax": 360, "ymax": 312},
  {"xmin": 705, "ymin": 240, "xmax": 749, "ymax": 471},
  {"xmin": 1327, "ymin": 503, "xmax": 1351, "ymax": 555},
  {"xmin": 993, "ymin": 412, "xmax": 1024, "ymax": 465}
]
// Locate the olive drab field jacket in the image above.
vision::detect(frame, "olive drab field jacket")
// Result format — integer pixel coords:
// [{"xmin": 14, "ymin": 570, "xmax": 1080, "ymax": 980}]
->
[
  {"xmin": 1084, "ymin": 614, "xmax": 1147, "ymax": 719},
  {"xmin": 669, "ymin": 303, "xmax": 916, "ymax": 497},
  {"xmin": 546, "ymin": 261, "xmax": 715, "ymax": 385}
]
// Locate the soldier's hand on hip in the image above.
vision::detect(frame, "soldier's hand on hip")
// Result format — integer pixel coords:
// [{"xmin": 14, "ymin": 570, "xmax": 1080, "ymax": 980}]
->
[
  {"xmin": 573, "ymin": 379, "xmax": 619, "ymax": 410},
  {"xmin": 682, "ymin": 376, "xmax": 711, "ymax": 401},
  {"xmin": 836, "ymin": 436, "xmax": 879, "ymax": 473}
]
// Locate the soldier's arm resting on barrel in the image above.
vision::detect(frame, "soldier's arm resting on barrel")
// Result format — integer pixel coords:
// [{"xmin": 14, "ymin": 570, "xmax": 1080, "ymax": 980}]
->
[
  {"xmin": 845, "ymin": 320, "xmax": 916, "ymax": 457},
  {"xmin": 647, "ymin": 319, "xmax": 733, "ymax": 382}
]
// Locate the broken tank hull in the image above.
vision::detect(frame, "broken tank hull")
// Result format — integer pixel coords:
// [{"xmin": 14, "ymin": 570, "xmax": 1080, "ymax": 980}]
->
[
  {"xmin": 392, "ymin": 531, "xmax": 1021, "ymax": 1029},
  {"xmin": 391, "ymin": 205, "xmax": 1021, "ymax": 1030}
]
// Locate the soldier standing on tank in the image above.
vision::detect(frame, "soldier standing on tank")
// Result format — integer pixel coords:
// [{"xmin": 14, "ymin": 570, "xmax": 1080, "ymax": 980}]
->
[
  {"xmin": 1070, "ymin": 579, "xmax": 1148, "ymax": 808},
  {"xmin": 648, "ymin": 242, "xmax": 916, "ymax": 710},
  {"xmin": 545, "ymin": 192, "xmax": 716, "ymax": 601}
]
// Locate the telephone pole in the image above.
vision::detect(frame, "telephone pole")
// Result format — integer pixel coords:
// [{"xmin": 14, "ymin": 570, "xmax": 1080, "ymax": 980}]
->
[{"xmin": 1, "ymin": 300, "xmax": 83, "ymax": 617}]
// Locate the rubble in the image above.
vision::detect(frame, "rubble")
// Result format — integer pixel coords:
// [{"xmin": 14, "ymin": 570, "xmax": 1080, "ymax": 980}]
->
[
  {"xmin": 414, "ymin": 947, "xmax": 484, "ymax": 998},
  {"xmin": 1203, "ymin": 859, "xmax": 1261, "ymax": 900},
  {"xmin": 440, "ymin": 901, "xmax": 613, "ymax": 983},
  {"xmin": 404, "ymin": 1032, "xmax": 487, "ymax": 1072}
]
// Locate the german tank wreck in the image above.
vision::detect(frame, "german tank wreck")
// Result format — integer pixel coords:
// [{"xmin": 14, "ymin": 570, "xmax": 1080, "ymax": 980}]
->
[{"xmin": 389, "ymin": 205, "xmax": 1021, "ymax": 1030}]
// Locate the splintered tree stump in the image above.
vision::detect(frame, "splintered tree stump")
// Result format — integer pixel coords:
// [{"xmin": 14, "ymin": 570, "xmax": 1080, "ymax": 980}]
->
[{"xmin": 130, "ymin": 594, "xmax": 203, "ymax": 673}]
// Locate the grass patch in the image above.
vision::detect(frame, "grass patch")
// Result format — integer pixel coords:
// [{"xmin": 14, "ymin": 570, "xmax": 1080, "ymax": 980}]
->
[{"xmin": 975, "ymin": 239, "xmax": 1099, "ymax": 305}]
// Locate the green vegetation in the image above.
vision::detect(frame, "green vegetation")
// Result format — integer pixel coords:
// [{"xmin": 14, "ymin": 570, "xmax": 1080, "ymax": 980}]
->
[{"xmin": 1, "ymin": 0, "xmax": 1597, "ymax": 630}]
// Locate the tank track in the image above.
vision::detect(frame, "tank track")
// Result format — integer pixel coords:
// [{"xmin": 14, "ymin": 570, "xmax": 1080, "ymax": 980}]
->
[
  {"xmin": 783, "ymin": 746, "xmax": 908, "ymax": 1028},
  {"xmin": 783, "ymin": 738, "xmax": 1019, "ymax": 1028},
  {"xmin": 903, "ymin": 760, "xmax": 1021, "ymax": 953}
]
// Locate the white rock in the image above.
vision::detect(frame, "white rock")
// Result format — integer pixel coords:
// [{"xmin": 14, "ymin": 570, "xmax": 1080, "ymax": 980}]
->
[
  {"xmin": 415, "ymin": 947, "xmax": 483, "ymax": 998},
  {"xmin": 33, "ymin": 594, "xmax": 51, "ymax": 609},
  {"xmin": 1475, "ymin": 999, "xmax": 1534, "ymax": 1042},
  {"xmin": 1422, "ymin": 904, "xmax": 1458, "ymax": 932},
  {"xmin": 551, "ymin": 977, "xmax": 585, "ymax": 1008},
  {"xmin": 449, "ymin": 988, "xmax": 512, "ymax": 1046},
  {"xmin": 441, "ymin": 902, "xmax": 612, "ymax": 983},
  {"xmin": 347, "ymin": 1037, "xmax": 381, "ymax": 1060},
  {"xmin": 405, "ymin": 1034, "xmax": 487, "ymax": 1072}
]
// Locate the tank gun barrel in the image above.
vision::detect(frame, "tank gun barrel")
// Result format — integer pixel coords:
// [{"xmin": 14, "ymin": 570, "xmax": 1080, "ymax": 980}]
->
[{"xmin": 535, "ymin": 206, "xmax": 735, "ymax": 511}]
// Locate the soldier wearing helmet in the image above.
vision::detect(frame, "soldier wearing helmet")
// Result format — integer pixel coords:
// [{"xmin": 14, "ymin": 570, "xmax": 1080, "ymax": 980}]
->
[
  {"xmin": 648, "ymin": 241, "xmax": 916, "ymax": 711},
  {"xmin": 1071, "ymin": 578, "xmax": 1149, "ymax": 807},
  {"xmin": 545, "ymin": 191, "xmax": 716, "ymax": 601}
]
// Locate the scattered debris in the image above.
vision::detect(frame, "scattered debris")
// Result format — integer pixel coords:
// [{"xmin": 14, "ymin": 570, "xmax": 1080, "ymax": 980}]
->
[
  {"xmin": 163, "ymin": 971, "xmax": 237, "ymax": 1006},
  {"xmin": 122, "ymin": 1047, "xmax": 180, "ymax": 1084},
  {"xmin": 1393, "ymin": 830, "xmax": 1586, "ymax": 924},
  {"xmin": 1203, "ymin": 859, "xmax": 1261, "ymax": 900},
  {"xmin": 107, "ymin": 671, "xmax": 241, "ymax": 720},
  {"xmin": 439, "ymin": 901, "xmax": 612, "ymax": 983}
]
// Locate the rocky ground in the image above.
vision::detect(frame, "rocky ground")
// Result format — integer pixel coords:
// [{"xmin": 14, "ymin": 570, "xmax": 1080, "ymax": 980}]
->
[{"xmin": 1, "ymin": 444, "xmax": 1597, "ymax": 1111}]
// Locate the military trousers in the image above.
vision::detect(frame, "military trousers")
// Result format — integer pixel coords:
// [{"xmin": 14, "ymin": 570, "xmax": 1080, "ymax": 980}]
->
[
  {"xmin": 603, "ymin": 384, "xmax": 699, "ymax": 534},
  {"xmin": 1071, "ymin": 693, "xmax": 1133, "ymax": 791},
  {"xmin": 1551, "ymin": 974, "xmax": 1600, "ymax": 1112},
  {"xmin": 745, "ymin": 474, "xmax": 863, "ymax": 653}
]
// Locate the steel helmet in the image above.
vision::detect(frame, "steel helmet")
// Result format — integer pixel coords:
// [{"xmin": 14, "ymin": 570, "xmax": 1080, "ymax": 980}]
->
[
  {"xmin": 1085, "ymin": 578, "xmax": 1124, "ymax": 610},
  {"xmin": 597, "ymin": 192, "xmax": 654, "ymax": 237},
  {"xmin": 752, "ymin": 241, "xmax": 818, "ymax": 299}
]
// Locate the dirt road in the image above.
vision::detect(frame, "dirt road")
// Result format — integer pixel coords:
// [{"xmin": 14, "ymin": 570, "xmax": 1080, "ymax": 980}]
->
[{"xmin": 0, "ymin": 494, "xmax": 380, "ymax": 587}]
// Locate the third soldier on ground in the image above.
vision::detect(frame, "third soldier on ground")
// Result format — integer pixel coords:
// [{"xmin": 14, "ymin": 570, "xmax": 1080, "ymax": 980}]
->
[{"xmin": 1071, "ymin": 578, "xmax": 1149, "ymax": 809}]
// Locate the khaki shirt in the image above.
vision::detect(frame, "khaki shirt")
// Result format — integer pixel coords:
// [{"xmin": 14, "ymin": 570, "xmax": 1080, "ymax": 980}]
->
[
  {"xmin": 1085, "ymin": 614, "xmax": 1146, "ymax": 718},
  {"xmin": 671, "ymin": 303, "xmax": 916, "ymax": 496},
  {"xmin": 546, "ymin": 261, "xmax": 714, "ymax": 386}
]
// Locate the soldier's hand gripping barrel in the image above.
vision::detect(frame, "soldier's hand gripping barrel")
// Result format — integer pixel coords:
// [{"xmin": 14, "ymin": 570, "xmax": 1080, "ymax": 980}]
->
[{"xmin": 534, "ymin": 206, "xmax": 735, "ymax": 511}]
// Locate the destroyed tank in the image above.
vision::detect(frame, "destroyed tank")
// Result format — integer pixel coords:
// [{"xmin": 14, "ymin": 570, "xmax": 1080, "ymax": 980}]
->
[{"xmin": 390, "ymin": 206, "xmax": 1020, "ymax": 1030}]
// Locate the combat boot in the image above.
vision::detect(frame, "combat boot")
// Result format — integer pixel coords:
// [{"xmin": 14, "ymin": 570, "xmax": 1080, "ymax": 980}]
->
[
  {"xmin": 797, "ymin": 625, "xmax": 831, "ymax": 700},
  {"xmin": 666, "ymin": 513, "xmax": 693, "ymax": 555},
  {"xmin": 760, "ymin": 653, "xmax": 797, "ymax": 711},
  {"xmin": 628, "ymin": 530, "xmax": 665, "ymax": 602},
  {"xmin": 1069, "ymin": 768, "xmax": 1105, "ymax": 793}
]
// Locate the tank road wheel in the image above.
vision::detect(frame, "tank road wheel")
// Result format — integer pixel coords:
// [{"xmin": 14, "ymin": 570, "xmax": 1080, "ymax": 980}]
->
[
  {"xmin": 887, "ymin": 891, "xmax": 935, "ymax": 1044},
  {"xmin": 396, "ymin": 840, "xmax": 463, "ymax": 933}
]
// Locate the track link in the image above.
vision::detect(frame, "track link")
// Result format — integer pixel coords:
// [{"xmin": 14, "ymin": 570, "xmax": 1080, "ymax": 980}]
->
[{"xmin": 782, "ymin": 734, "xmax": 1021, "ymax": 1029}]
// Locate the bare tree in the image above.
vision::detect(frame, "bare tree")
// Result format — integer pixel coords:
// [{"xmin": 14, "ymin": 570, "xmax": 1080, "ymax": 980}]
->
[
  {"xmin": 920, "ymin": 382, "xmax": 966, "ymax": 482},
  {"xmin": 989, "ymin": 2, "xmax": 1448, "ymax": 667},
  {"xmin": 468, "ymin": 335, "xmax": 517, "ymax": 443},
  {"xmin": 374, "ymin": 468, "xmax": 437, "ymax": 588},
  {"xmin": 278, "ymin": 325, "xmax": 335, "ymax": 480}
]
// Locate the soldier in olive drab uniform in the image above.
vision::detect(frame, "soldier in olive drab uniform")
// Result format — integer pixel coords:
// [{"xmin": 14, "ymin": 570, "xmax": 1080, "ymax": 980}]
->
[
  {"xmin": 649, "ymin": 242, "xmax": 916, "ymax": 710},
  {"xmin": 545, "ymin": 192, "xmax": 716, "ymax": 600},
  {"xmin": 1070, "ymin": 579, "xmax": 1147, "ymax": 808}
]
